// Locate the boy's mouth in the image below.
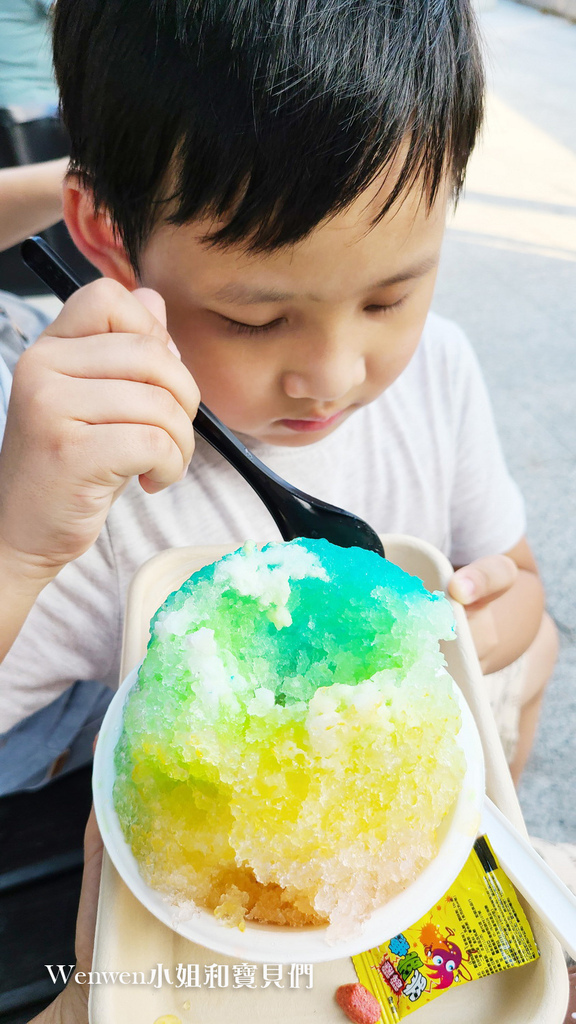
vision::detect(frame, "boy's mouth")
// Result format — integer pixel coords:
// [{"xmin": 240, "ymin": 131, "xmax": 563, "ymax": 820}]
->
[{"xmin": 277, "ymin": 409, "xmax": 347, "ymax": 432}]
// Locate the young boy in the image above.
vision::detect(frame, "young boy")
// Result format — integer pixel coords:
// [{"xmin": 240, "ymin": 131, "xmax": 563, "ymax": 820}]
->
[{"xmin": 0, "ymin": 0, "xmax": 557, "ymax": 793}]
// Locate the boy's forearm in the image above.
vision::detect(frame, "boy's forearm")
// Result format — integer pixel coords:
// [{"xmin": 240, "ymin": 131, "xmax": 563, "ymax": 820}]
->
[
  {"xmin": 476, "ymin": 568, "xmax": 544, "ymax": 675},
  {"xmin": 0, "ymin": 158, "xmax": 68, "ymax": 253}
]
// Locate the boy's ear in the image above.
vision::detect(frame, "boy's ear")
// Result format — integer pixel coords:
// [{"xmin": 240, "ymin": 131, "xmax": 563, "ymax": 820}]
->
[{"xmin": 62, "ymin": 175, "xmax": 138, "ymax": 289}]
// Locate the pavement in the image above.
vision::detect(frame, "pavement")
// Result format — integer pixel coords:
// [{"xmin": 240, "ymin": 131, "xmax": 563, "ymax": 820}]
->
[{"xmin": 433, "ymin": 0, "xmax": 576, "ymax": 840}]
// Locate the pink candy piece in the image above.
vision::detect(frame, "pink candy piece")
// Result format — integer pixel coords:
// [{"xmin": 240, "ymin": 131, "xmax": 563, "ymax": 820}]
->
[{"xmin": 336, "ymin": 982, "xmax": 381, "ymax": 1024}]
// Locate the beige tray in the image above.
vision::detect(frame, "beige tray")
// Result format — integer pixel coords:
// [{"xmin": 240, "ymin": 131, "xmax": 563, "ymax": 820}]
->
[{"xmin": 89, "ymin": 535, "xmax": 569, "ymax": 1024}]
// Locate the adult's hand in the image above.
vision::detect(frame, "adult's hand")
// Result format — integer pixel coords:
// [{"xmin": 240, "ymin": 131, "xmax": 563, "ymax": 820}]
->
[{"xmin": 28, "ymin": 807, "xmax": 104, "ymax": 1024}]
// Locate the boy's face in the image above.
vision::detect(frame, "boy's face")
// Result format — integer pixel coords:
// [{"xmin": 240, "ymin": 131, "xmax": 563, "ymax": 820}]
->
[{"xmin": 114, "ymin": 174, "xmax": 447, "ymax": 446}]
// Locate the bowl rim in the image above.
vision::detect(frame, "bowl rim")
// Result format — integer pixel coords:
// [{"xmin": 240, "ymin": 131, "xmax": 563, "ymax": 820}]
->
[{"xmin": 92, "ymin": 665, "xmax": 485, "ymax": 964}]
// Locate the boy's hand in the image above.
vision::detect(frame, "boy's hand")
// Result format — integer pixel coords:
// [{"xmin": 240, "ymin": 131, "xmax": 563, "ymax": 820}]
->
[
  {"xmin": 0, "ymin": 279, "xmax": 199, "ymax": 579},
  {"xmin": 448, "ymin": 554, "xmax": 518, "ymax": 670}
]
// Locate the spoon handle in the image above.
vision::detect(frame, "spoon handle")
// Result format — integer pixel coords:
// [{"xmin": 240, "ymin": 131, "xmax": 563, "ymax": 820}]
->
[
  {"xmin": 481, "ymin": 796, "xmax": 576, "ymax": 959},
  {"xmin": 20, "ymin": 237, "xmax": 292, "ymax": 525},
  {"xmin": 21, "ymin": 235, "xmax": 84, "ymax": 299},
  {"xmin": 193, "ymin": 404, "xmax": 351, "ymax": 541},
  {"xmin": 20, "ymin": 236, "xmax": 385, "ymax": 556}
]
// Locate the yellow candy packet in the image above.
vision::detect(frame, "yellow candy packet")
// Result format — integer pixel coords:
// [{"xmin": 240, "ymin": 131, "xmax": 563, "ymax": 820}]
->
[{"xmin": 353, "ymin": 836, "xmax": 539, "ymax": 1022}]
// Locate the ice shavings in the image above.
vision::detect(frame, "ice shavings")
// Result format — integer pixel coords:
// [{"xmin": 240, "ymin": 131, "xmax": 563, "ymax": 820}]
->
[
  {"xmin": 113, "ymin": 538, "xmax": 464, "ymax": 939},
  {"xmin": 213, "ymin": 539, "xmax": 328, "ymax": 628}
]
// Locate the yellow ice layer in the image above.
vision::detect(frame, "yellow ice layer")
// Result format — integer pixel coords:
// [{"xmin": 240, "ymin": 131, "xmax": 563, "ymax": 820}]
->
[{"xmin": 116, "ymin": 671, "xmax": 464, "ymax": 937}]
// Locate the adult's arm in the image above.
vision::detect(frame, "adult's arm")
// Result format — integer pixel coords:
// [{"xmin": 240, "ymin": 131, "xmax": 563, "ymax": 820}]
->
[{"xmin": 0, "ymin": 158, "xmax": 68, "ymax": 252}]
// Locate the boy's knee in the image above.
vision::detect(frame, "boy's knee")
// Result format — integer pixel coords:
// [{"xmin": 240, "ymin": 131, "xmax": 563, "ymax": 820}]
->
[
  {"xmin": 534, "ymin": 609, "xmax": 559, "ymax": 671},
  {"xmin": 544, "ymin": 608, "xmax": 559, "ymax": 642}
]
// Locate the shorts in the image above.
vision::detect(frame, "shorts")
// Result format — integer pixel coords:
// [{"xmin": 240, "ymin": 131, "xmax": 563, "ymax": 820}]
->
[
  {"xmin": 0, "ymin": 679, "xmax": 114, "ymax": 797},
  {"xmin": 483, "ymin": 652, "xmax": 529, "ymax": 765}
]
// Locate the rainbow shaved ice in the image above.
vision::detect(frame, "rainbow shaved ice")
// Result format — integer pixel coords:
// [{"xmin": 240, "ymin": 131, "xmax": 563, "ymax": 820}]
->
[{"xmin": 113, "ymin": 538, "xmax": 465, "ymax": 939}]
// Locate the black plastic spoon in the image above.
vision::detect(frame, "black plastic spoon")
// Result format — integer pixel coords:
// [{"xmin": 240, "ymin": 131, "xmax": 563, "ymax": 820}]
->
[{"xmin": 21, "ymin": 236, "xmax": 385, "ymax": 557}]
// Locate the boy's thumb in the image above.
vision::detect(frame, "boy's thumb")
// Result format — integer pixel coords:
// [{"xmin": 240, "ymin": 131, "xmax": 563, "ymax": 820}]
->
[{"xmin": 132, "ymin": 287, "xmax": 181, "ymax": 359}]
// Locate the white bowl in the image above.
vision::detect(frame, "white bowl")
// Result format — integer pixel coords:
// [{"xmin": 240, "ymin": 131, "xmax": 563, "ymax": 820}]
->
[{"xmin": 93, "ymin": 665, "xmax": 485, "ymax": 964}]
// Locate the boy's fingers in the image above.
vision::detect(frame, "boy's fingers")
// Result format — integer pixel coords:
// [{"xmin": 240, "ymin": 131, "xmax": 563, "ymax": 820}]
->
[
  {"xmin": 62, "ymin": 378, "xmax": 196, "ymax": 468},
  {"xmin": 132, "ymin": 287, "xmax": 181, "ymax": 358},
  {"xmin": 46, "ymin": 278, "xmax": 170, "ymax": 344},
  {"xmin": 77, "ymin": 421, "xmax": 190, "ymax": 490},
  {"xmin": 23, "ymin": 334, "xmax": 199, "ymax": 422},
  {"xmin": 449, "ymin": 555, "xmax": 518, "ymax": 606}
]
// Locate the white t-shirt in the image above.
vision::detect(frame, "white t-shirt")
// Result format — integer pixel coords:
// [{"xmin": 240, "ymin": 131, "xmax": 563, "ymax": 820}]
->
[{"xmin": 0, "ymin": 312, "xmax": 525, "ymax": 731}]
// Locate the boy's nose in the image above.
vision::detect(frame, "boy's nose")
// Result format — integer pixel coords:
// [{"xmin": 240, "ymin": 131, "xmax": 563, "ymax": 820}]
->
[{"xmin": 282, "ymin": 351, "xmax": 366, "ymax": 403}]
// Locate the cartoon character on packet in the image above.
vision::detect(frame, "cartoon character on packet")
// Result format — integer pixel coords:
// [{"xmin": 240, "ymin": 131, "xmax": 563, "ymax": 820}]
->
[{"xmin": 420, "ymin": 923, "xmax": 476, "ymax": 990}]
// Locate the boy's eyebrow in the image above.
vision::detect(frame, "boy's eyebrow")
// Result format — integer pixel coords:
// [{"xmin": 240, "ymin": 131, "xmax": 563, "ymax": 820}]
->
[{"xmin": 210, "ymin": 255, "xmax": 439, "ymax": 304}]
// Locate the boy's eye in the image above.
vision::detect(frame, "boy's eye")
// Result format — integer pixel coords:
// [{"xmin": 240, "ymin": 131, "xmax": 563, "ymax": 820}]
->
[
  {"xmin": 364, "ymin": 296, "xmax": 407, "ymax": 314},
  {"xmin": 220, "ymin": 315, "xmax": 285, "ymax": 336},
  {"xmin": 217, "ymin": 296, "xmax": 406, "ymax": 335}
]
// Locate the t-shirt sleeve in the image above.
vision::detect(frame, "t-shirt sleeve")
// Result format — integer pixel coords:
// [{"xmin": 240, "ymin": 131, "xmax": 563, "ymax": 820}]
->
[
  {"xmin": 447, "ymin": 327, "xmax": 526, "ymax": 567},
  {"xmin": 27, "ymin": 0, "xmax": 54, "ymax": 16},
  {"xmin": 0, "ymin": 526, "xmax": 122, "ymax": 734}
]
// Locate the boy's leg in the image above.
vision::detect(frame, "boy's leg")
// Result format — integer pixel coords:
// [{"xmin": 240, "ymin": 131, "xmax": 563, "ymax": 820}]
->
[{"xmin": 509, "ymin": 610, "xmax": 559, "ymax": 784}]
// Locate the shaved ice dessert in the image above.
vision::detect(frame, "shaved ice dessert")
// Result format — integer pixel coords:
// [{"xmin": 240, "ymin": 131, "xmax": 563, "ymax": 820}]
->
[{"xmin": 113, "ymin": 538, "xmax": 465, "ymax": 939}]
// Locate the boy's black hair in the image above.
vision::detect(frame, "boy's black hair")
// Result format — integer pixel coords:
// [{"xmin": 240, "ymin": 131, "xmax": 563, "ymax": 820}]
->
[{"xmin": 53, "ymin": 0, "xmax": 484, "ymax": 271}]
